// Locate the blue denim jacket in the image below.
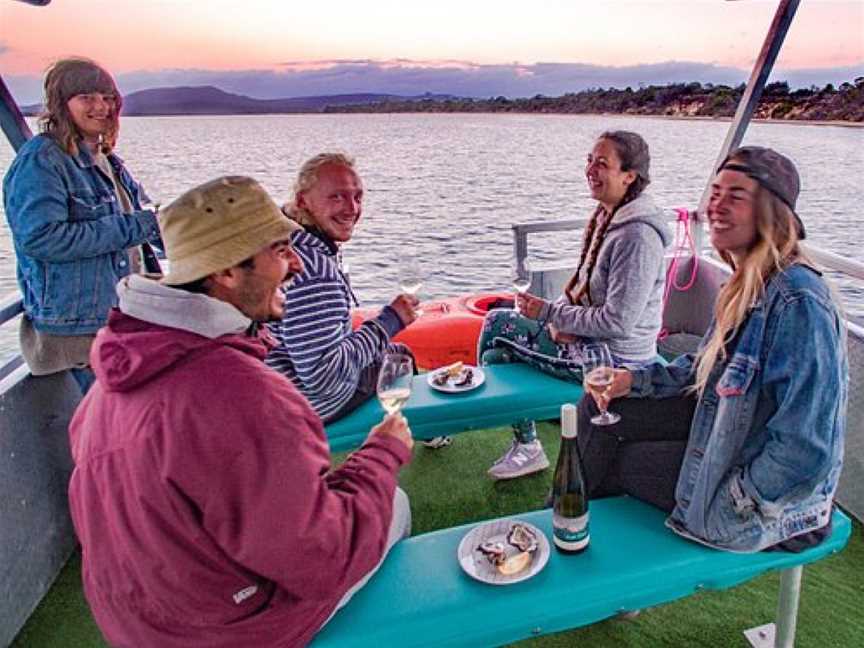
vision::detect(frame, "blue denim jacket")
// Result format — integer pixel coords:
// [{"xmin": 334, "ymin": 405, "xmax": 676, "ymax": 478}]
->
[
  {"xmin": 631, "ymin": 264, "xmax": 847, "ymax": 552},
  {"xmin": 3, "ymin": 135, "xmax": 161, "ymax": 335}
]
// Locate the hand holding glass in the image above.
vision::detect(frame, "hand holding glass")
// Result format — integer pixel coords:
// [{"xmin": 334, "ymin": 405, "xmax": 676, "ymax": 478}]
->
[
  {"xmin": 581, "ymin": 343, "xmax": 621, "ymax": 425},
  {"xmin": 377, "ymin": 352, "xmax": 414, "ymax": 415},
  {"xmin": 511, "ymin": 259, "xmax": 531, "ymax": 314},
  {"xmin": 399, "ymin": 255, "xmax": 424, "ymax": 317}
]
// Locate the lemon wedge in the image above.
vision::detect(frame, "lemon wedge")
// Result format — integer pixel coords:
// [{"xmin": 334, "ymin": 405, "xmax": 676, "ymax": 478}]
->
[
  {"xmin": 497, "ymin": 551, "xmax": 531, "ymax": 575},
  {"xmin": 445, "ymin": 361, "xmax": 464, "ymax": 378}
]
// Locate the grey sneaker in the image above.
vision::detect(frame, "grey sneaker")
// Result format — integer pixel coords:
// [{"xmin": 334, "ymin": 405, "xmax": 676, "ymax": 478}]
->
[
  {"xmin": 487, "ymin": 440, "xmax": 550, "ymax": 480},
  {"xmin": 421, "ymin": 436, "xmax": 452, "ymax": 449}
]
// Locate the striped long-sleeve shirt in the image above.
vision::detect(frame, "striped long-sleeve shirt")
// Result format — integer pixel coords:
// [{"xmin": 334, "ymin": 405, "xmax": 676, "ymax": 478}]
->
[{"xmin": 266, "ymin": 230, "xmax": 404, "ymax": 420}]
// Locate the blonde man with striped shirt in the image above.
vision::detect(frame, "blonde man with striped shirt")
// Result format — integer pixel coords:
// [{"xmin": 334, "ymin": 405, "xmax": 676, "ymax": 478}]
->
[{"xmin": 267, "ymin": 154, "xmax": 454, "ymax": 447}]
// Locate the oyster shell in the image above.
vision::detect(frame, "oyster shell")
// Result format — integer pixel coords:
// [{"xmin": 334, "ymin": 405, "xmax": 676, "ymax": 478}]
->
[
  {"xmin": 506, "ymin": 523, "xmax": 539, "ymax": 553},
  {"xmin": 477, "ymin": 540, "xmax": 506, "ymax": 566}
]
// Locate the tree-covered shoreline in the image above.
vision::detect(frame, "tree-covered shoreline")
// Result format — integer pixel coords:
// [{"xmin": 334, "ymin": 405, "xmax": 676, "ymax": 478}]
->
[{"xmin": 324, "ymin": 79, "xmax": 864, "ymax": 122}]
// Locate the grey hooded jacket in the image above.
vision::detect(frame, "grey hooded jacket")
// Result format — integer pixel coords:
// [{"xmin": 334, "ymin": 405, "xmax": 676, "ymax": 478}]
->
[{"xmin": 538, "ymin": 192, "xmax": 672, "ymax": 362}]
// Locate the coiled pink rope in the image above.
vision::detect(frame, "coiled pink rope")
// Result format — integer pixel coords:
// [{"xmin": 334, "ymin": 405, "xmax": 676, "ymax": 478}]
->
[{"xmin": 658, "ymin": 208, "xmax": 698, "ymax": 340}]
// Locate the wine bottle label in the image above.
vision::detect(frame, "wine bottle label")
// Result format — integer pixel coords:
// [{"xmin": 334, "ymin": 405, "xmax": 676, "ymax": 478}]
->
[{"xmin": 553, "ymin": 512, "xmax": 589, "ymax": 550}]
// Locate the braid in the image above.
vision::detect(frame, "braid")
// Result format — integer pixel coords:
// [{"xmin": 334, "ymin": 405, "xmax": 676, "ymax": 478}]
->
[
  {"xmin": 564, "ymin": 204, "xmax": 605, "ymax": 304},
  {"xmin": 564, "ymin": 192, "xmax": 636, "ymax": 305},
  {"xmin": 575, "ymin": 206, "xmax": 603, "ymax": 278},
  {"xmin": 579, "ymin": 205, "xmax": 618, "ymax": 304}
]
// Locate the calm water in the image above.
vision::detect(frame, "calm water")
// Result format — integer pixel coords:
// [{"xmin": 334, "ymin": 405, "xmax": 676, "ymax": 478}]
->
[{"xmin": 0, "ymin": 113, "xmax": 862, "ymax": 361}]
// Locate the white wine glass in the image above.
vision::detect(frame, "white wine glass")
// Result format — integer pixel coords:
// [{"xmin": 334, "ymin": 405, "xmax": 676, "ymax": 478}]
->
[
  {"xmin": 399, "ymin": 254, "xmax": 424, "ymax": 317},
  {"xmin": 581, "ymin": 343, "xmax": 621, "ymax": 426},
  {"xmin": 511, "ymin": 258, "xmax": 532, "ymax": 314},
  {"xmin": 377, "ymin": 352, "xmax": 414, "ymax": 415}
]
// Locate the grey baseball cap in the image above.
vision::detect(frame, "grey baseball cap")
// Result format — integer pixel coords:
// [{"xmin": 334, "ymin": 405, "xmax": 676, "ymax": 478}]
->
[{"xmin": 718, "ymin": 146, "xmax": 805, "ymax": 239}]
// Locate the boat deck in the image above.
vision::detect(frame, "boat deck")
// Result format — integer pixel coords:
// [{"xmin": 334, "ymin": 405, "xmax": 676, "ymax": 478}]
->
[{"xmin": 11, "ymin": 422, "xmax": 864, "ymax": 648}]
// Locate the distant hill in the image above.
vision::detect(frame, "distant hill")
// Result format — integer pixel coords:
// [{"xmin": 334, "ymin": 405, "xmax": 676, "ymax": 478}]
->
[
  {"xmin": 20, "ymin": 80, "xmax": 863, "ymax": 122},
  {"xmin": 329, "ymin": 79, "xmax": 864, "ymax": 122},
  {"xmin": 20, "ymin": 86, "xmax": 457, "ymax": 116}
]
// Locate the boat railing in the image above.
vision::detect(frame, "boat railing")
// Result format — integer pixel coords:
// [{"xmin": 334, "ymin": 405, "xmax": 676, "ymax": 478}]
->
[
  {"xmin": 514, "ymin": 218, "xmax": 864, "ymax": 304},
  {"xmin": 0, "ymin": 293, "xmax": 25, "ymax": 381}
]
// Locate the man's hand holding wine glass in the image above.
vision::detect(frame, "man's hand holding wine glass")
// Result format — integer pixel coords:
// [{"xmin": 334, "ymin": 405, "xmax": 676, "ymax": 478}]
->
[
  {"xmin": 373, "ymin": 352, "xmax": 415, "ymax": 451},
  {"xmin": 369, "ymin": 413, "xmax": 414, "ymax": 451},
  {"xmin": 389, "ymin": 293, "xmax": 420, "ymax": 326},
  {"xmin": 399, "ymin": 253, "xmax": 425, "ymax": 317}
]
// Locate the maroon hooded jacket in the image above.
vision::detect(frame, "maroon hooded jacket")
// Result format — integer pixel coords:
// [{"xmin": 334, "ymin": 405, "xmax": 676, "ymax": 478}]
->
[{"xmin": 68, "ymin": 309, "xmax": 411, "ymax": 647}]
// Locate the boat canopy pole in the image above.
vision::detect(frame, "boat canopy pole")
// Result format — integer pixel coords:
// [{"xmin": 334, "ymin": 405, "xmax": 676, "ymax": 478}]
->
[
  {"xmin": 0, "ymin": 76, "xmax": 32, "ymax": 153},
  {"xmin": 694, "ymin": 0, "xmax": 800, "ymax": 248},
  {"xmin": 1, "ymin": 2, "xmax": 52, "ymax": 152}
]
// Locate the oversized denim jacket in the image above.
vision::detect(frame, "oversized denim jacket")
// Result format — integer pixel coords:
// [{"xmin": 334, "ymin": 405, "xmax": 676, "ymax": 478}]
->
[
  {"xmin": 3, "ymin": 135, "xmax": 161, "ymax": 335},
  {"xmin": 630, "ymin": 264, "xmax": 847, "ymax": 552}
]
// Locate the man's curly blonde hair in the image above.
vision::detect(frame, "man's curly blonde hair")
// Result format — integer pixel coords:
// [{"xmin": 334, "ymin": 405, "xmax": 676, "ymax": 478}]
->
[{"xmin": 283, "ymin": 152, "xmax": 357, "ymax": 226}]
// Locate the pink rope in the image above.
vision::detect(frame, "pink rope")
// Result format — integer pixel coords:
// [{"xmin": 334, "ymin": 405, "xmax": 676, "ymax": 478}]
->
[{"xmin": 658, "ymin": 208, "xmax": 698, "ymax": 340}]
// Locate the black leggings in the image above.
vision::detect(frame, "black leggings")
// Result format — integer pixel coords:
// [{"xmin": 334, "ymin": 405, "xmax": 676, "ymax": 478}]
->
[
  {"xmin": 577, "ymin": 393, "xmax": 833, "ymax": 552},
  {"xmin": 577, "ymin": 392, "xmax": 697, "ymax": 513}
]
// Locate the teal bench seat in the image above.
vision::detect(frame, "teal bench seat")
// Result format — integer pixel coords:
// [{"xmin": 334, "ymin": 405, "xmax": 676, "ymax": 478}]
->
[
  {"xmin": 313, "ymin": 496, "xmax": 851, "ymax": 647},
  {"xmin": 325, "ymin": 363, "xmax": 583, "ymax": 451}
]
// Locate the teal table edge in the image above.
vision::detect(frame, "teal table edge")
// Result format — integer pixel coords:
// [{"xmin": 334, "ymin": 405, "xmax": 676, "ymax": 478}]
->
[
  {"xmin": 312, "ymin": 497, "xmax": 852, "ymax": 647},
  {"xmin": 326, "ymin": 363, "xmax": 585, "ymax": 452}
]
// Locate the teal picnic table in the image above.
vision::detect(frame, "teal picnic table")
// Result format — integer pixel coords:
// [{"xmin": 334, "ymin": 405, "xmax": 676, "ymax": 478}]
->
[
  {"xmin": 325, "ymin": 363, "xmax": 584, "ymax": 451},
  {"xmin": 312, "ymin": 496, "xmax": 852, "ymax": 647}
]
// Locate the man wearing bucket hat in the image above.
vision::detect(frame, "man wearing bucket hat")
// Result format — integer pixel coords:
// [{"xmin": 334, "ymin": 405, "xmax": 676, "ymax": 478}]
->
[
  {"xmin": 68, "ymin": 176, "xmax": 414, "ymax": 647},
  {"xmin": 265, "ymin": 154, "xmax": 458, "ymax": 444}
]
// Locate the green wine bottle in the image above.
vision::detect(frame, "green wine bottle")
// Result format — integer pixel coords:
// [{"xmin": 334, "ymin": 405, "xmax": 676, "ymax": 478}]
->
[{"xmin": 552, "ymin": 403, "xmax": 589, "ymax": 553}]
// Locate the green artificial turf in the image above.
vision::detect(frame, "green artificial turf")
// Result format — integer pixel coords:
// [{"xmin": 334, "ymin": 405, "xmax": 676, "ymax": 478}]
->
[{"xmin": 13, "ymin": 422, "xmax": 864, "ymax": 647}]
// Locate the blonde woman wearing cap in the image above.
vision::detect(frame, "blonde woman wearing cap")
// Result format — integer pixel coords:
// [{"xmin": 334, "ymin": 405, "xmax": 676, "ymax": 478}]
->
[
  {"xmin": 69, "ymin": 176, "xmax": 414, "ymax": 647},
  {"xmin": 3, "ymin": 57, "xmax": 162, "ymax": 393},
  {"xmin": 576, "ymin": 147, "xmax": 848, "ymax": 552}
]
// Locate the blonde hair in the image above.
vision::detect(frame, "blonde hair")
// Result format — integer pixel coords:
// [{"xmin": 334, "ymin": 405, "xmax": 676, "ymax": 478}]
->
[
  {"xmin": 693, "ymin": 181, "xmax": 808, "ymax": 393},
  {"xmin": 38, "ymin": 57, "xmax": 122, "ymax": 156},
  {"xmin": 283, "ymin": 152, "xmax": 357, "ymax": 226}
]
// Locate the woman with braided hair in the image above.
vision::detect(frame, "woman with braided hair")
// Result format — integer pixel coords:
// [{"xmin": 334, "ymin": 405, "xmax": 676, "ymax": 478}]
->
[{"xmin": 478, "ymin": 131, "xmax": 672, "ymax": 480}]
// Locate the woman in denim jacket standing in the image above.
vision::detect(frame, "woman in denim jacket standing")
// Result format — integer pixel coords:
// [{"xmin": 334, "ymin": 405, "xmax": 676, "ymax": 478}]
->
[
  {"xmin": 579, "ymin": 147, "xmax": 847, "ymax": 552},
  {"xmin": 4, "ymin": 58, "xmax": 161, "ymax": 393}
]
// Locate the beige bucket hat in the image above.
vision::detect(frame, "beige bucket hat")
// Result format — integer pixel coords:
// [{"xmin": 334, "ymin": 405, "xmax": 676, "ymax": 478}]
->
[{"xmin": 159, "ymin": 176, "xmax": 302, "ymax": 285}]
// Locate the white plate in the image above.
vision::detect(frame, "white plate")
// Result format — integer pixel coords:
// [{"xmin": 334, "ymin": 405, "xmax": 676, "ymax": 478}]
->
[
  {"xmin": 457, "ymin": 519, "xmax": 550, "ymax": 585},
  {"xmin": 427, "ymin": 365, "xmax": 486, "ymax": 393}
]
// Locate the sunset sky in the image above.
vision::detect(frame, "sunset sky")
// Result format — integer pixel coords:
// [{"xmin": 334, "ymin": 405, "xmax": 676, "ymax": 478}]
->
[{"xmin": 2, "ymin": 0, "xmax": 862, "ymax": 102}]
